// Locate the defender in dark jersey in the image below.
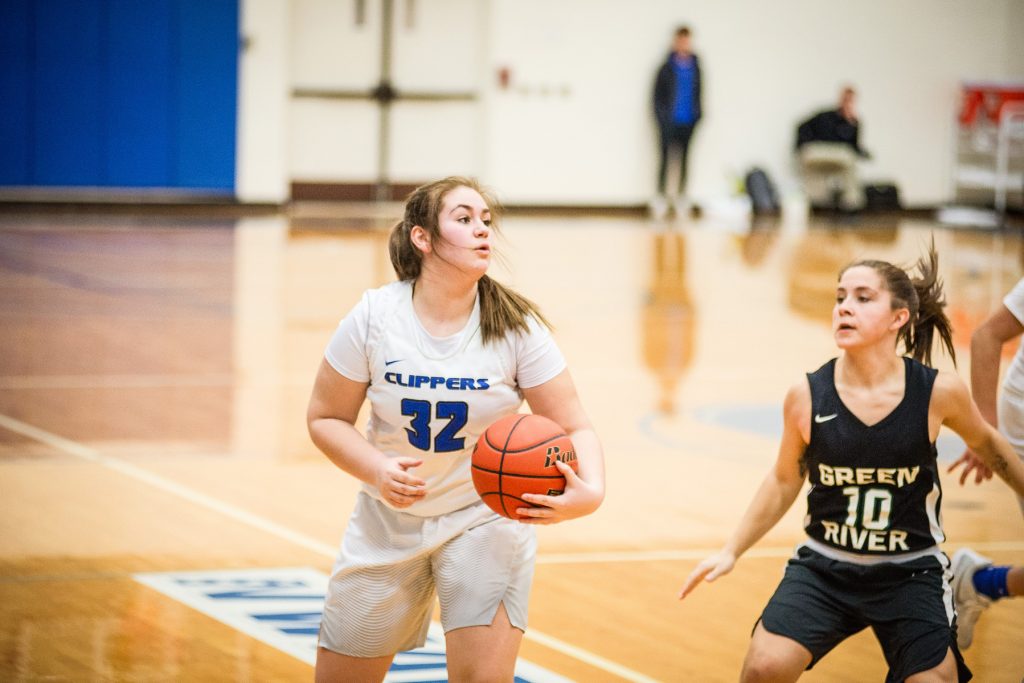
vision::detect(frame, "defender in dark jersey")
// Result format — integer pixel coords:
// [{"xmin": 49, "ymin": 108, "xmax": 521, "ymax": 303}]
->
[
  {"xmin": 680, "ymin": 246, "xmax": 1024, "ymax": 682},
  {"xmin": 803, "ymin": 356, "xmax": 943, "ymax": 558}
]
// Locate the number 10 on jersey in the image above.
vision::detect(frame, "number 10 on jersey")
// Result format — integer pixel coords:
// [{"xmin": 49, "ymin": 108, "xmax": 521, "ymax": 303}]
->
[{"xmin": 842, "ymin": 486, "xmax": 893, "ymax": 530}]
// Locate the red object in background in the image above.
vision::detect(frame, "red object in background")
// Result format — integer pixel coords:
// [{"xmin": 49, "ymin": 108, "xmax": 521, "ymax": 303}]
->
[
  {"xmin": 959, "ymin": 82, "xmax": 1024, "ymax": 126},
  {"xmin": 497, "ymin": 66, "xmax": 511, "ymax": 90}
]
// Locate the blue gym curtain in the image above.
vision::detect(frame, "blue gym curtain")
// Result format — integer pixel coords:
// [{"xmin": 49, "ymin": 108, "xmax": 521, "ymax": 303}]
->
[{"xmin": 0, "ymin": 0, "xmax": 239, "ymax": 193}]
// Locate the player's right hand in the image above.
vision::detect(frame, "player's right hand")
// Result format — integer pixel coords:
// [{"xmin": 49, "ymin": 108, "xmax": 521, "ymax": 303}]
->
[
  {"xmin": 678, "ymin": 551, "xmax": 736, "ymax": 600},
  {"xmin": 376, "ymin": 457, "xmax": 427, "ymax": 508}
]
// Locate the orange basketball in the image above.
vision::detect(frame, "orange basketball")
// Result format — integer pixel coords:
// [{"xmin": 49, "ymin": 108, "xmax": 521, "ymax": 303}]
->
[{"xmin": 471, "ymin": 413, "xmax": 578, "ymax": 520}]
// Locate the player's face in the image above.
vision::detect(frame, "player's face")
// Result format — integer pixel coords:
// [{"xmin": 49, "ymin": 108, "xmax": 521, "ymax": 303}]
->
[
  {"xmin": 840, "ymin": 90, "xmax": 857, "ymax": 119},
  {"xmin": 833, "ymin": 266, "xmax": 905, "ymax": 350},
  {"xmin": 433, "ymin": 186, "xmax": 492, "ymax": 277}
]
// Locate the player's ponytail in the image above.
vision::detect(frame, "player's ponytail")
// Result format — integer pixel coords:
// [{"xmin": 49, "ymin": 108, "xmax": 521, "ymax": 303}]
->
[
  {"xmin": 478, "ymin": 274, "xmax": 551, "ymax": 344},
  {"xmin": 842, "ymin": 239, "xmax": 955, "ymax": 367},
  {"xmin": 389, "ymin": 176, "xmax": 551, "ymax": 344},
  {"xmin": 388, "ymin": 218, "xmax": 420, "ymax": 281}
]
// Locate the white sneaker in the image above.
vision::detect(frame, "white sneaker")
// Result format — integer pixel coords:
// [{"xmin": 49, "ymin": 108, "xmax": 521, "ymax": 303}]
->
[
  {"xmin": 649, "ymin": 196, "xmax": 669, "ymax": 220},
  {"xmin": 672, "ymin": 196, "xmax": 691, "ymax": 220},
  {"xmin": 951, "ymin": 547, "xmax": 994, "ymax": 650}
]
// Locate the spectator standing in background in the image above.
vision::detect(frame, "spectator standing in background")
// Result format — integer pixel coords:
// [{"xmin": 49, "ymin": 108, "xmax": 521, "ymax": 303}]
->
[{"xmin": 652, "ymin": 25, "xmax": 703, "ymax": 220}]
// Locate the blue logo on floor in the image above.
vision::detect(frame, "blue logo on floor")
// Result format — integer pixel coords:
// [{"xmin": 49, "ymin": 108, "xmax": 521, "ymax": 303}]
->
[{"xmin": 134, "ymin": 567, "xmax": 568, "ymax": 682}]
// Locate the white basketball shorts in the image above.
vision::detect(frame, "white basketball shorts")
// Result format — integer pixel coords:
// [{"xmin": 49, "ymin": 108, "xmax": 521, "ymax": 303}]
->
[{"xmin": 318, "ymin": 492, "xmax": 537, "ymax": 657}]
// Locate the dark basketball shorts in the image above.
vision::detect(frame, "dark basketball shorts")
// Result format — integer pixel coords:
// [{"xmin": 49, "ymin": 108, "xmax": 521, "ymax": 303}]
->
[{"xmin": 757, "ymin": 546, "xmax": 971, "ymax": 683}]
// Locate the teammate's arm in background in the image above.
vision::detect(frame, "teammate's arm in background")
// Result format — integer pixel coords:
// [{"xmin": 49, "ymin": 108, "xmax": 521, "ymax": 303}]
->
[
  {"xmin": 679, "ymin": 379, "xmax": 810, "ymax": 599},
  {"xmin": 948, "ymin": 303, "xmax": 1024, "ymax": 485},
  {"xmin": 936, "ymin": 370, "xmax": 1024, "ymax": 499}
]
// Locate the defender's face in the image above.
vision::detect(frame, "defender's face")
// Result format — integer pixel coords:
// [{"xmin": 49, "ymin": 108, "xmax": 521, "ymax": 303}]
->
[{"xmin": 833, "ymin": 266, "xmax": 904, "ymax": 349}]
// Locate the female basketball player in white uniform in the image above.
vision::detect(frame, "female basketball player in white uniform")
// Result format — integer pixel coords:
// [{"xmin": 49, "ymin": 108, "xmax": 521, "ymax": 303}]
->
[
  {"xmin": 945, "ymin": 276, "xmax": 1024, "ymax": 650},
  {"xmin": 679, "ymin": 246, "xmax": 1024, "ymax": 682},
  {"xmin": 307, "ymin": 177, "xmax": 605, "ymax": 682}
]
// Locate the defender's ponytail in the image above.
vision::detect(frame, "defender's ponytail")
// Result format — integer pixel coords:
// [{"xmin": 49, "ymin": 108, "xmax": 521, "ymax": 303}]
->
[
  {"xmin": 903, "ymin": 245, "xmax": 955, "ymax": 367},
  {"xmin": 842, "ymin": 240, "xmax": 955, "ymax": 367}
]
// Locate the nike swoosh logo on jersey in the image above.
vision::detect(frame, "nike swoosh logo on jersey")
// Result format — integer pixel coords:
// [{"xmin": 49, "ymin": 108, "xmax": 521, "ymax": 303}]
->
[
  {"xmin": 814, "ymin": 413, "xmax": 838, "ymax": 423},
  {"xmin": 384, "ymin": 359, "xmax": 403, "ymax": 366}
]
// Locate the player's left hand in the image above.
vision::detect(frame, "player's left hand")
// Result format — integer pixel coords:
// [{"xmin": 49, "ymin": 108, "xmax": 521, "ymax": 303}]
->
[
  {"xmin": 947, "ymin": 449, "xmax": 994, "ymax": 485},
  {"xmin": 516, "ymin": 460, "xmax": 602, "ymax": 524}
]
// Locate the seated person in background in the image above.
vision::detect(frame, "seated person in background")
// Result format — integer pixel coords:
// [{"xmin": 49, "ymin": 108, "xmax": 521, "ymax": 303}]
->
[{"xmin": 796, "ymin": 87, "xmax": 871, "ymax": 212}]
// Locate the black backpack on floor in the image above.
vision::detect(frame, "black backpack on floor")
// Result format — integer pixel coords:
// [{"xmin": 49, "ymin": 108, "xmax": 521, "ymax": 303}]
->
[{"xmin": 864, "ymin": 183, "xmax": 901, "ymax": 211}]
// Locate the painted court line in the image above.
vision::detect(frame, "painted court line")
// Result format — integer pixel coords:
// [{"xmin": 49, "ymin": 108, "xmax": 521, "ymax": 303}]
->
[
  {"xmin": 0, "ymin": 413, "xmax": 339, "ymax": 558},
  {"xmin": 535, "ymin": 542, "xmax": 1024, "ymax": 564},
  {"xmin": 0, "ymin": 412, "xmax": 657, "ymax": 683},
  {"xmin": 4, "ymin": 411, "xmax": 1022, "ymax": 571},
  {"xmin": 0, "ymin": 372, "xmax": 315, "ymax": 390},
  {"xmin": 0, "ymin": 373, "xmax": 236, "ymax": 389}
]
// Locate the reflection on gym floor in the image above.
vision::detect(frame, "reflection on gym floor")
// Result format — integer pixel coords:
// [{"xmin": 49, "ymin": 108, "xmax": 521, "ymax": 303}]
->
[{"xmin": 1, "ymin": 207, "xmax": 1022, "ymax": 682}]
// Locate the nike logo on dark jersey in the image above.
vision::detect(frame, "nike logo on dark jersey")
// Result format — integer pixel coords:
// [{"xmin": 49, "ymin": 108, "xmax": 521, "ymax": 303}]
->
[{"xmin": 814, "ymin": 413, "xmax": 838, "ymax": 423}]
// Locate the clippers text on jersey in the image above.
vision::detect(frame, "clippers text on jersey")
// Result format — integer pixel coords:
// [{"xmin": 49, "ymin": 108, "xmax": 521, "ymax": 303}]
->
[{"xmin": 384, "ymin": 372, "xmax": 490, "ymax": 391}]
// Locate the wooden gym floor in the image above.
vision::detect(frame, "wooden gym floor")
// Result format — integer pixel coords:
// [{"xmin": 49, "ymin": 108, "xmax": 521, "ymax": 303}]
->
[{"xmin": 1, "ymin": 204, "xmax": 1022, "ymax": 682}]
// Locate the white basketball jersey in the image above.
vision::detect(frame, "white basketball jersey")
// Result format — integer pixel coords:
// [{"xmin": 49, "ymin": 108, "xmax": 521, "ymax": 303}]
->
[
  {"xmin": 1002, "ymin": 277, "xmax": 1024, "ymax": 397},
  {"xmin": 325, "ymin": 280, "xmax": 565, "ymax": 517}
]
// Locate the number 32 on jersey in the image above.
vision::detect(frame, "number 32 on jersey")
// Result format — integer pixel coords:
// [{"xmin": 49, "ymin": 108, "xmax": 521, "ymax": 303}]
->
[{"xmin": 401, "ymin": 399, "xmax": 469, "ymax": 453}]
